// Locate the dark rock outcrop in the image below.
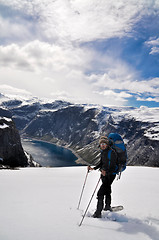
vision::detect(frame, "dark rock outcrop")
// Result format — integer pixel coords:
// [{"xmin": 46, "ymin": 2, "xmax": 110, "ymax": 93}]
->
[{"xmin": 0, "ymin": 115, "xmax": 28, "ymax": 167}]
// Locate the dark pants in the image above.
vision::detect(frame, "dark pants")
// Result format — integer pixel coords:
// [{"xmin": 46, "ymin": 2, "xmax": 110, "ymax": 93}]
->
[{"xmin": 96, "ymin": 174, "xmax": 116, "ymax": 213}]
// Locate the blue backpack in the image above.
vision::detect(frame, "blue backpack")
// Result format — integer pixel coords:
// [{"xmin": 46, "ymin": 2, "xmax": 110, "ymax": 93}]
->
[{"xmin": 108, "ymin": 133, "xmax": 127, "ymax": 173}]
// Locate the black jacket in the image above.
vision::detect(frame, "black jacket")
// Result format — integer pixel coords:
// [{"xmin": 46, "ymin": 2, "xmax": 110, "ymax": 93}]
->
[{"xmin": 94, "ymin": 147, "xmax": 118, "ymax": 174}]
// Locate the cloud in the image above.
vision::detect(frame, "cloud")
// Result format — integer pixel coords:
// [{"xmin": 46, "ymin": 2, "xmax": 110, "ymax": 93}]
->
[
  {"xmin": 0, "ymin": 40, "xmax": 96, "ymax": 103},
  {"xmin": 1, "ymin": 0, "xmax": 159, "ymax": 44},
  {"xmin": 146, "ymin": 37, "xmax": 159, "ymax": 54},
  {"xmin": 94, "ymin": 89, "xmax": 132, "ymax": 104},
  {"xmin": 0, "ymin": 40, "xmax": 92, "ymax": 73},
  {"xmin": 0, "ymin": 10, "xmax": 38, "ymax": 45},
  {"xmin": 0, "ymin": 1, "xmax": 159, "ymax": 106},
  {"xmin": 87, "ymin": 53, "xmax": 159, "ymax": 96},
  {"xmin": 88, "ymin": 65, "xmax": 159, "ymax": 104},
  {"xmin": 50, "ymin": 90, "xmax": 81, "ymax": 102},
  {"xmin": 104, "ymin": 77, "xmax": 159, "ymax": 96},
  {"xmin": 0, "ymin": 84, "xmax": 32, "ymax": 99},
  {"xmin": 0, "ymin": 39, "xmax": 159, "ymax": 105},
  {"xmin": 137, "ymin": 96, "xmax": 159, "ymax": 102}
]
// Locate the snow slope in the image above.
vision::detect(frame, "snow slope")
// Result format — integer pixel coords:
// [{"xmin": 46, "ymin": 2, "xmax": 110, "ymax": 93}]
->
[{"xmin": 0, "ymin": 167, "xmax": 159, "ymax": 240}]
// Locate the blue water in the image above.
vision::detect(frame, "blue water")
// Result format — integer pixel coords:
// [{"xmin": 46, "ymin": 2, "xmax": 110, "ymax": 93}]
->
[{"xmin": 22, "ymin": 139, "xmax": 79, "ymax": 167}]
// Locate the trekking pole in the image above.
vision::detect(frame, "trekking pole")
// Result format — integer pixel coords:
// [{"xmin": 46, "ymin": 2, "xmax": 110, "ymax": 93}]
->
[
  {"xmin": 77, "ymin": 168, "xmax": 89, "ymax": 210},
  {"xmin": 117, "ymin": 171, "xmax": 122, "ymax": 180},
  {"xmin": 79, "ymin": 176, "xmax": 101, "ymax": 227},
  {"xmin": 118, "ymin": 171, "xmax": 122, "ymax": 179}
]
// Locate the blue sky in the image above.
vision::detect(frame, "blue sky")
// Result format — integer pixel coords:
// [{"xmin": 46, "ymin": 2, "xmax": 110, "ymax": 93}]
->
[{"xmin": 0, "ymin": 0, "xmax": 159, "ymax": 108}]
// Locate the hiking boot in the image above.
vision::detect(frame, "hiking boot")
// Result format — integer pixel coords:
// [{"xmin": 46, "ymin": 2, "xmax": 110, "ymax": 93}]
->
[
  {"xmin": 92, "ymin": 211, "xmax": 102, "ymax": 218},
  {"xmin": 103, "ymin": 205, "xmax": 112, "ymax": 211}
]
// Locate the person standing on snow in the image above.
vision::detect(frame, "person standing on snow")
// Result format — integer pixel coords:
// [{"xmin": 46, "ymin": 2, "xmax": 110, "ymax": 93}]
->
[{"xmin": 88, "ymin": 136, "xmax": 118, "ymax": 218}]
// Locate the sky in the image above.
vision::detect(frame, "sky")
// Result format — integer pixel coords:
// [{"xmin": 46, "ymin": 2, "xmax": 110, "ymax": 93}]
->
[{"xmin": 0, "ymin": 0, "xmax": 159, "ymax": 107}]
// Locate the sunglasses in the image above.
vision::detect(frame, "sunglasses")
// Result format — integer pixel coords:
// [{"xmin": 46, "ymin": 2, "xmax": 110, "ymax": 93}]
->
[{"xmin": 100, "ymin": 143, "xmax": 108, "ymax": 146}]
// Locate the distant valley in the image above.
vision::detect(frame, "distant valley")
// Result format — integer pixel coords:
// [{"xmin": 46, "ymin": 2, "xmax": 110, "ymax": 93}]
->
[{"xmin": 0, "ymin": 93, "xmax": 159, "ymax": 167}]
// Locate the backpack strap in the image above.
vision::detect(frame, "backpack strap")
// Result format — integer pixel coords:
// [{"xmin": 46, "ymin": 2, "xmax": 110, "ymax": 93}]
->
[
  {"xmin": 107, "ymin": 149, "xmax": 112, "ymax": 161},
  {"xmin": 107, "ymin": 149, "xmax": 119, "ymax": 175}
]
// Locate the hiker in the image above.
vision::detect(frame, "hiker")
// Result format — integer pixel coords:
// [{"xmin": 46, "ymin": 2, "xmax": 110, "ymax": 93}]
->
[{"xmin": 88, "ymin": 136, "xmax": 118, "ymax": 218}]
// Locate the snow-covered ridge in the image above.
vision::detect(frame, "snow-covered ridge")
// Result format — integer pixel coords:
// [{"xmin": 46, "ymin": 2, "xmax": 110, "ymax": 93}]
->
[
  {"xmin": 144, "ymin": 125, "xmax": 159, "ymax": 141},
  {"xmin": 122, "ymin": 106, "xmax": 159, "ymax": 123},
  {"xmin": 1, "ymin": 92, "xmax": 159, "ymax": 144},
  {"xmin": 1, "ymin": 92, "xmax": 159, "ymax": 123},
  {"xmin": 80, "ymin": 104, "xmax": 159, "ymax": 124},
  {"xmin": 107, "ymin": 107, "xmax": 159, "ymax": 140}
]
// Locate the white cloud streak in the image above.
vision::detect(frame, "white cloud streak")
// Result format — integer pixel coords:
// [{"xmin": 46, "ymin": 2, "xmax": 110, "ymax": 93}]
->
[
  {"xmin": 92, "ymin": 74, "xmax": 159, "ymax": 95},
  {"xmin": 0, "ymin": 40, "xmax": 92, "ymax": 72},
  {"xmin": 0, "ymin": 0, "xmax": 159, "ymax": 43},
  {"xmin": 93, "ymin": 89, "xmax": 132, "ymax": 104},
  {"xmin": 0, "ymin": 84, "xmax": 31, "ymax": 95},
  {"xmin": 146, "ymin": 37, "xmax": 159, "ymax": 54}
]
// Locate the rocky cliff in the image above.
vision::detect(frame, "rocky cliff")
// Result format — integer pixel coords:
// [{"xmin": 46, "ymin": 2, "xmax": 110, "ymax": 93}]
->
[{"xmin": 0, "ymin": 108, "xmax": 30, "ymax": 168}]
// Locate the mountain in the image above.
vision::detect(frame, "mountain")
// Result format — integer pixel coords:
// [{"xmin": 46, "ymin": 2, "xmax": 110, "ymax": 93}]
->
[{"xmin": 0, "ymin": 93, "xmax": 159, "ymax": 167}]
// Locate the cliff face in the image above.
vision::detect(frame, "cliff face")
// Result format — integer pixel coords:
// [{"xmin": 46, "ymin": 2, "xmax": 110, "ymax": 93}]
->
[{"xmin": 0, "ymin": 112, "xmax": 28, "ymax": 167}]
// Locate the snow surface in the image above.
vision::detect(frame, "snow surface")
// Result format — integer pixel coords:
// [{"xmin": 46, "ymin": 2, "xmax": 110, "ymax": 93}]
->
[
  {"xmin": 0, "ymin": 123, "xmax": 9, "ymax": 129},
  {"xmin": 144, "ymin": 125, "xmax": 159, "ymax": 141},
  {"xmin": 0, "ymin": 166, "xmax": 159, "ymax": 240},
  {"xmin": 0, "ymin": 117, "xmax": 12, "ymax": 129},
  {"xmin": 0, "ymin": 117, "xmax": 12, "ymax": 122}
]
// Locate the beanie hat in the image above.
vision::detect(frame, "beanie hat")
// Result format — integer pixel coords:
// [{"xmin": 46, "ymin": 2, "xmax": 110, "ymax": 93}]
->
[{"xmin": 99, "ymin": 136, "xmax": 109, "ymax": 145}]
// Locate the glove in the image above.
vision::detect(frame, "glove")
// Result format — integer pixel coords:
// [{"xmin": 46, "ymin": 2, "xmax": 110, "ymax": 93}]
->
[
  {"xmin": 87, "ymin": 166, "xmax": 94, "ymax": 171},
  {"xmin": 101, "ymin": 169, "xmax": 106, "ymax": 176},
  {"xmin": 118, "ymin": 164, "xmax": 123, "ymax": 174}
]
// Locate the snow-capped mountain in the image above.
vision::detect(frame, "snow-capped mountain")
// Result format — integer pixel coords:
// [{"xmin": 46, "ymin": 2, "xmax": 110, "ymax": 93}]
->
[{"xmin": 0, "ymin": 93, "xmax": 159, "ymax": 167}]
